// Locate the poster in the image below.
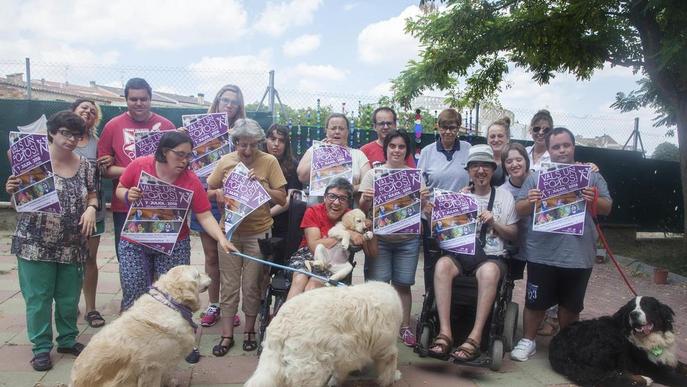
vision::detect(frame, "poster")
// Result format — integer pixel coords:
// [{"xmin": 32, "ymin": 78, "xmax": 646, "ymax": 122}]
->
[
  {"xmin": 532, "ymin": 163, "xmax": 591, "ymax": 235},
  {"xmin": 372, "ymin": 168, "xmax": 422, "ymax": 235},
  {"xmin": 223, "ymin": 162, "xmax": 271, "ymax": 238},
  {"xmin": 121, "ymin": 171, "xmax": 193, "ymax": 255},
  {"xmin": 182, "ymin": 113, "xmax": 234, "ymax": 182},
  {"xmin": 309, "ymin": 141, "xmax": 352, "ymax": 196},
  {"xmin": 9, "ymin": 132, "xmax": 61, "ymax": 213},
  {"xmin": 134, "ymin": 130, "xmax": 166, "ymax": 158},
  {"xmin": 431, "ymin": 190, "xmax": 479, "ymax": 255}
]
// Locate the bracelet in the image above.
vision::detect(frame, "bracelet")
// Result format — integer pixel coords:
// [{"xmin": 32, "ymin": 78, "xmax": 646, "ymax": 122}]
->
[
  {"xmin": 88, "ymin": 204, "xmax": 99, "ymax": 211},
  {"xmin": 124, "ymin": 189, "xmax": 130, "ymax": 206}
]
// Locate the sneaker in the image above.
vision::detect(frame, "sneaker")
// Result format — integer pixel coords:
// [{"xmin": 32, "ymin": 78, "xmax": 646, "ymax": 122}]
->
[
  {"xmin": 399, "ymin": 326, "xmax": 416, "ymax": 347},
  {"xmin": 200, "ymin": 305, "xmax": 221, "ymax": 327},
  {"xmin": 510, "ymin": 338, "xmax": 536, "ymax": 361},
  {"xmin": 233, "ymin": 314, "xmax": 241, "ymax": 327}
]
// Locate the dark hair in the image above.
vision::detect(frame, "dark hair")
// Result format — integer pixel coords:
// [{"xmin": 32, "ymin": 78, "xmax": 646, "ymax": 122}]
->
[
  {"xmin": 265, "ymin": 124, "xmax": 297, "ymax": 178},
  {"xmin": 325, "ymin": 113, "xmax": 350, "ymax": 131},
  {"xmin": 124, "ymin": 78, "xmax": 152, "ymax": 99},
  {"xmin": 529, "ymin": 109, "xmax": 553, "ymax": 129},
  {"xmin": 46, "ymin": 110, "xmax": 86, "ymax": 143},
  {"xmin": 324, "ymin": 177, "xmax": 354, "ymax": 206},
  {"xmin": 154, "ymin": 131, "xmax": 194, "ymax": 163},
  {"xmin": 501, "ymin": 142, "xmax": 530, "ymax": 174},
  {"xmin": 382, "ymin": 130, "xmax": 411, "ymax": 161},
  {"xmin": 371, "ymin": 107, "xmax": 397, "ymax": 125},
  {"xmin": 437, "ymin": 108, "xmax": 462, "ymax": 128},
  {"xmin": 545, "ymin": 127, "xmax": 575, "ymax": 149}
]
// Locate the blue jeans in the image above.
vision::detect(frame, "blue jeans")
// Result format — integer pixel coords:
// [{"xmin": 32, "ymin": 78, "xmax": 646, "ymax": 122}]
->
[{"xmin": 367, "ymin": 236, "xmax": 420, "ymax": 286}]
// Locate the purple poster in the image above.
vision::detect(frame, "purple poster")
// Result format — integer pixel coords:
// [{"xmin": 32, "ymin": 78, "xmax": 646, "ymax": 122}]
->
[
  {"xmin": 309, "ymin": 141, "xmax": 352, "ymax": 196},
  {"xmin": 9, "ymin": 132, "xmax": 61, "ymax": 214},
  {"xmin": 533, "ymin": 163, "xmax": 591, "ymax": 235},
  {"xmin": 373, "ymin": 168, "xmax": 421, "ymax": 235},
  {"xmin": 431, "ymin": 190, "xmax": 478, "ymax": 255},
  {"xmin": 121, "ymin": 171, "xmax": 193, "ymax": 255},
  {"xmin": 182, "ymin": 113, "xmax": 234, "ymax": 182},
  {"xmin": 134, "ymin": 130, "xmax": 166, "ymax": 158},
  {"xmin": 223, "ymin": 162, "xmax": 271, "ymax": 238}
]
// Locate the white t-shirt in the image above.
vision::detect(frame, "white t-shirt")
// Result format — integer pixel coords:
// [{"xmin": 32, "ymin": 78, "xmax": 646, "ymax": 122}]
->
[
  {"xmin": 302, "ymin": 145, "xmax": 369, "ymax": 186},
  {"xmin": 526, "ymin": 145, "xmax": 551, "ymax": 171},
  {"xmin": 473, "ymin": 186, "xmax": 518, "ymax": 256}
]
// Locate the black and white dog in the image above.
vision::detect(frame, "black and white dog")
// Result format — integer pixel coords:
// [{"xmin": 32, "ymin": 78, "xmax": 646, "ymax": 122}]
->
[{"xmin": 549, "ymin": 296, "xmax": 687, "ymax": 386}]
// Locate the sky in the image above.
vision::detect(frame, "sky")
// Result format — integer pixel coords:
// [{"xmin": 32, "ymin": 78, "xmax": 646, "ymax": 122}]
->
[{"xmin": 0, "ymin": 0, "xmax": 677, "ymax": 153}]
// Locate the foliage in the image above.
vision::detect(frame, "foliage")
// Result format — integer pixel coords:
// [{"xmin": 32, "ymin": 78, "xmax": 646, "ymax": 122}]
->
[{"xmin": 651, "ymin": 141, "xmax": 680, "ymax": 161}]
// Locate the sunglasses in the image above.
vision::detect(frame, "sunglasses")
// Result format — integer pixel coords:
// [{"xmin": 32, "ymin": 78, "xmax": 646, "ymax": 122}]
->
[{"xmin": 532, "ymin": 126, "xmax": 551, "ymax": 134}]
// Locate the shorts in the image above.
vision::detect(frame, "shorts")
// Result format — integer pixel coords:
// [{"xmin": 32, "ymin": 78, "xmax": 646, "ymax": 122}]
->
[
  {"xmin": 190, "ymin": 199, "xmax": 221, "ymax": 232},
  {"xmin": 447, "ymin": 254, "xmax": 507, "ymax": 278},
  {"xmin": 367, "ymin": 237, "xmax": 420, "ymax": 286},
  {"xmin": 525, "ymin": 261, "xmax": 592, "ymax": 314}
]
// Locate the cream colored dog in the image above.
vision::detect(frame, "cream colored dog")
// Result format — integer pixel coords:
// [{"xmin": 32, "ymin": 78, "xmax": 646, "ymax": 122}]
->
[
  {"xmin": 244, "ymin": 281, "xmax": 403, "ymax": 387},
  {"xmin": 70, "ymin": 265, "xmax": 210, "ymax": 387}
]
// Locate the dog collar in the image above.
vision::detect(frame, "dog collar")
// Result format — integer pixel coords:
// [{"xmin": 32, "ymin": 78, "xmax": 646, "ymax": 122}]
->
[
  {"xmin": 148, "ymin": 286, "xmax": 198, "ymax": 331},
  {"xmin": 651, "ymin": 346, "xmax": 663, "ymax": 357}
]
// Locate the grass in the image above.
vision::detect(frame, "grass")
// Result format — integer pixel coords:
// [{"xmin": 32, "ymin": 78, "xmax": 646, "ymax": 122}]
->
[{"xmin": 601, "ymin": 228, "xmax": 687, "ymax": 277}]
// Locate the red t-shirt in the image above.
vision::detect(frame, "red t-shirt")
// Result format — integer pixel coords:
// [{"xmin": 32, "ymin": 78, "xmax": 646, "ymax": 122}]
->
[
  {"xmin": 299, "ymin": 203, "xmax": 350, "ymax": 248},
  {"xmin": 118, "ymin": 155, "xmax": 211, "ymax": 242},
  {"xmin": 97, "ymin": 112, "xmax": 176, "ymax": 212},
  {"xmin": 360, "ymin": 140, "xmax": 416, "ymax": 168}
]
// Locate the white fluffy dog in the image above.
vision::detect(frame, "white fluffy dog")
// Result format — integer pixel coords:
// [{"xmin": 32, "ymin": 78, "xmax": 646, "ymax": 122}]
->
[
  {"xmin": 244, "ymin": 281, "xmax": 403, "ymax": 387},
  {"xmin": 70, "ymin": 265, "xmax": 211, "ymax": 387}
]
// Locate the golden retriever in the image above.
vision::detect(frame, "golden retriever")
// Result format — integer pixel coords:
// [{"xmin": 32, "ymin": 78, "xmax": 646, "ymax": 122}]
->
[
  {"xmin": 70, "ymin": 265, "xmax": 210, "ymax": 387},
  {"xmin": 245, "ymin": 281, "xmax": 403, "ymax": 387}
]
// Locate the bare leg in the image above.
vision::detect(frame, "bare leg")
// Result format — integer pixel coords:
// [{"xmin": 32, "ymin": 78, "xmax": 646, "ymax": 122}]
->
[
  {"xmin": 429, "ymin": 256, "xmax": 459, "ymax": 353},
  {"xmin": 200, "ymin": 232, "xmax": 220, "ymax": 304},
  {"xmin": 557, "ymin": 305, "xmax": 579, "ymax": 330},
  {"xmin": 287, "ymin": 273, "xmax": 309, "ymax": 300},
  {"xmin": 393, "ymin": 284, "xmax": 412, "ymax": 327},
  {"xmin": 304, "ymin": 278, "xmax": 324, "ymax": 292},
  {"xmin": 523, "ymin": 308, "xmax": 546, "ymax": 340},
  {"xmin": 83, "ymin": 236, "xmax": 100, "ymax": 313}
]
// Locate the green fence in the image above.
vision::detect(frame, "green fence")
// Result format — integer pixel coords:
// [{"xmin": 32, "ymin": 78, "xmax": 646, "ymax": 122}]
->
[{"xmin": 1, "ymin": 100, "xmax": 683, "ymax": 233}]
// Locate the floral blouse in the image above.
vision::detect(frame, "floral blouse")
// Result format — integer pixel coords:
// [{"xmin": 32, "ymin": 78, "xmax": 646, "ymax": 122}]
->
[{"xmin": 11, "ymin": 157, "xmax": 96, "ymax": 264}]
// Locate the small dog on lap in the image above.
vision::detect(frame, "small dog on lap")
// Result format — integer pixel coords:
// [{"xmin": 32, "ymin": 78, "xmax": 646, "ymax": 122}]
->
[{"xmin": 549, "ymin": 296, "xmax": 687, "ymax": 386}]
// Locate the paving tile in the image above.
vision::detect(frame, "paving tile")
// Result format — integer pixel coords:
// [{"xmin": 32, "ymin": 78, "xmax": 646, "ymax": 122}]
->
[
  {"xmin": 190, "ymin": 355, "xmax": 258, "ymax": 384},
  {"xmin": 0, "ymin": 371, "xmax": 44, "ymax": 386}
]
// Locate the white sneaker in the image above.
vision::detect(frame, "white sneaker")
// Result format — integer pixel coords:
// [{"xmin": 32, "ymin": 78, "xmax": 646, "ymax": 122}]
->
[{"xmin": 510, "ymin": 338, "xmax": 536, "ymax": 361}]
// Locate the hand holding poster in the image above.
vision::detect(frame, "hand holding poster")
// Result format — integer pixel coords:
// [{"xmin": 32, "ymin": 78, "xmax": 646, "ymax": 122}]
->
[
  {"xmin": 223, "ymin": 162, "xmax": 271, "ymax": 238},
  {"xmin": 431, "ymin": 190, "xmax": 478, "ymax": 255},
  {"xmin": 121, "ymin": 171, "xmax": 193, "ymax": 255},
  {"xmin": 182, "ymin": 113, "xmax": 234, "ymax": 181},
  {"xmin": 372, "ymin": 168, "xmax": 421, "ymax": 235},
  {"xmin": 533, "ymin": 163, "xmax": 591, "ymax": 235},
  {"xmin": 9, "ymin": 132, "xmax": 61, "ymax": 213},
  {"xmin": 309, "ymin": 141, "xmax": 352, "ymax": 196}
]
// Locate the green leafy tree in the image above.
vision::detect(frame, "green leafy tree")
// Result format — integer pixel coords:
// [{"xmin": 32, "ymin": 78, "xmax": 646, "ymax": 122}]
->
[
  {"xmin": 393, "ymin": 0, "xmax": 687, "ymax": 236},
  {"xmin": 652, "ymin": 141, "xmax": 680, "ymax": 162}
]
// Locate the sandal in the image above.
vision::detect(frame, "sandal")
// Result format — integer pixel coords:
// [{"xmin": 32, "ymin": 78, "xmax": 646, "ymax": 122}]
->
[
  {"xmin": 428, "ymin": 333, "xmax": 453, "ymax": 360},
  {"xmin": 243, "ymin": 331, "xmax": 258, "ymax": 352},
  {"xmin": 212, "ymin": 336, "xmax": 234, "ymax": 357},
  {"xmin": 537, "ymin": 316, "xmax": 560, "ymax": 336},
  {"xmin": 85, "ymin": 310, "xmax": 105, "ymax": 328},
  {"xmin": 450, "ymin": 337, "xmax": 481, "ymax": 362}
]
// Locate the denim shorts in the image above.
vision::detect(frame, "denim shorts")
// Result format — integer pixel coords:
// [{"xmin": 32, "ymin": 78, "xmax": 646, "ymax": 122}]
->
[
  {"xmin": 189, "ymin": 199, "xmax": 221, "ymax": 232},
  {"xmin": 367, "ymin": 236, "xmax": 420, "ymax": 286}
]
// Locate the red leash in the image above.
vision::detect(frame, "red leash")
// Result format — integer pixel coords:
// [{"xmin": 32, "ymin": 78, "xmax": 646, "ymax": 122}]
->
[{"xmin": 587, "ymin": 187, "xmax": 638, "ymax": 297}]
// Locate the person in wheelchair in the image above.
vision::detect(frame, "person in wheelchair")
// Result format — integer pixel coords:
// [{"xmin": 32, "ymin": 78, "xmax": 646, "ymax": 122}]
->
[
  {"xmin": 286, "ymin": 178, "xmax": 365, "ymax": 300},
  {"xmin": 429, "ymin": 145, "xmax": 518, "ymax": 362}
]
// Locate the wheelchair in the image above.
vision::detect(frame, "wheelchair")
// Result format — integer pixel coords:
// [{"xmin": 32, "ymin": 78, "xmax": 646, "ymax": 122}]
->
[{"xmin": 414, "ymin": 233, "xmax": 521, "ymax": 371}]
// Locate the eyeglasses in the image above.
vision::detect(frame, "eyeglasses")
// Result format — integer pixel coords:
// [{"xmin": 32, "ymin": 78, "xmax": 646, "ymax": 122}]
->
[
  {"xmin": 439, "ymin": 125, "xmax": 459, "ymax": 132},
  {"xmin": 324, "ymin": 193, "xmax": 349, "ymax": 203},
  {"xmin": 468, "ymin": 163, "xmax": 493, "ymax": 171},
  {"xmin": 219, "ymin": 98, "xmax": 241, "ymax": 106},
  {"xmin": 168, "ymin": 149, "xmax": 194, "ymax": 160},
  {"xmin": 375, "ymin": 121, "xmax": 394, "ymax": 128},
  {"xmin": 57, "ymin": 128, "xmax": 84, "ymax": 141},
  {"xmin": 532, "ymin": 126, "xmax": 551, "ymax": 134}
]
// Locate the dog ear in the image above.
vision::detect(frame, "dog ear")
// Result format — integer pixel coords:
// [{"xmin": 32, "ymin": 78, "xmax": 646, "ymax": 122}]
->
[
  {"xmin": 612, "ymin": 299, "xmax": 635, "ymax": 329},
  {"xmin": 658, "ymin": 302, "xmax": 675, "ymax": 331},
  {"xmin": 166, "ymin": 267, "xmax": 201, "ymax": 311}
]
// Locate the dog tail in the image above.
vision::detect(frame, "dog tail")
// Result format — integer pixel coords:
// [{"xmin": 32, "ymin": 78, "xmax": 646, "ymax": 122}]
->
[{"xmin": 244, "ymin": 343, "xmax": 283, "ymax": 387}]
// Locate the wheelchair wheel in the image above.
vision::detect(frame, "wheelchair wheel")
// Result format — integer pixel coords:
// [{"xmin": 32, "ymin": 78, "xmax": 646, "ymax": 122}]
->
[
  {"xmin": 489, "ymin": 339, "xmax": 504, "ymax": 371},
  {"xmin": 503, "ymin": 302, "xmax": 519, "ymax": 351},
  {"xmin": 417, "ymin": 324, "xmax": 432, "ymax": 357},
  {"xmin": 257, "ymin": 293, "xmax": 273, "ymax": 355}
]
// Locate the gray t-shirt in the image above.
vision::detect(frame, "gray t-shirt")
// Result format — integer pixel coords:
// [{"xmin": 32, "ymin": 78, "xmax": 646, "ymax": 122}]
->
[
  {"xmin": 417, "ymin": 140, "xmax": 471, "ymax": 192},
  {"xmin": 74, "ymin": 134, "xmax": 105, "ymax": 223},
  {"xmin": 515, "ymin": 171, "xmax": 611, "ymax": 269}
]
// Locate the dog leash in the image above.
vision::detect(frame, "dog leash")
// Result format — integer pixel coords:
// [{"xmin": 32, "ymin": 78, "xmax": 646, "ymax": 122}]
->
[
  {"xmin": 231, "ymin": 251, "xmax": 348, "ymax": 288},
  {"xmin": 588, "ymin": 187, "xmax": 638, "ymax": 296}
]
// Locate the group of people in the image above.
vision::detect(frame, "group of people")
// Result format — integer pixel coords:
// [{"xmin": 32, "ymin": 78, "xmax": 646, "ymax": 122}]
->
[{"xmin": 5, "ymin": 76, "xmax": 612, "ymax": 374}]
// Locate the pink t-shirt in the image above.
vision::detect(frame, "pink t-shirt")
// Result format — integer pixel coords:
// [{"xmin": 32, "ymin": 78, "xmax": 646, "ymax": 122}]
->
[
  {"xmin": 360, "ymin": 140, "xmax": 416, "ymax": 168},
  {"xmin": 118, "ymin": 156, "xmax": 211, "ymax": 242},
  {"xmin": 97, "ymin": 112, "xmax": 175, "ymax": 212}
]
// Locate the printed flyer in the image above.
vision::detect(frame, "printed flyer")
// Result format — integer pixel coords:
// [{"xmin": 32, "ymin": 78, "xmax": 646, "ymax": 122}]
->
[
  {"xmin": 9, "ymin": 132, "xmax": 61, "ymax": 213},
  {"xmin": 134, "ymin": 130, "xmax": 166, "ymax": 158},
  {"xmin": 182, "ymin": 113, "xmax": 234, "ymax": 182},
  {"xmin": 431, "ymin": 190, "xmax": 479, "ymax": 255},
  {"xmin": 309, "ymin": 141, "xmax": 352, "ymax": 196},
  {"xmin": 532, "ymin": 163, "xmax": 591, "ymax": 235},
  {"xmin": 223, "ymin": 162, "xmax": 271, "ymax": 238},
  {"xmin": 372, "ymin": 168, "xmax": 421, "ymax": 235},
  {"xmin": 121, "ymin": 171, "xmax": 193, "ymax": 255}
]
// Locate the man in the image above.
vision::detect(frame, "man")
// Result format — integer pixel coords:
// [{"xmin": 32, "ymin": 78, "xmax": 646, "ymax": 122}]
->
[
  {"xmin": 428, "ymin": 144, "xmax": 517, "ymax": 361},
  {"xmin": 97, "ymin": 78, "xmax": 175, "ymax": 257},
  {"xmin": 360, "ymin": 107, "xmax": 416, "ymax": 167},
  {"xmin": 511, "ymin": 127, "xmax": 612, "ymax": 362}
]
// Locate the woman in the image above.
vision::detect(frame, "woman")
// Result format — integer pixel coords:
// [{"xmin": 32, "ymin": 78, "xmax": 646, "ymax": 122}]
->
[
  {"xmin": 359, "ymin": 130, "xmax": 428, "ymax": 348},
  {"xmin": 296, "ymin": 113, "xmax": 370, "ymax": 197},
  {"xmin": 486, "ymin": 117, "xmax": 511, "ymax": 186},
  {"xmin": 526, "ymin": 109, "xmax": 554, "ymax": 170},
  {"xmin": 286, "ymin": 178, "xmax": 365, "ymax": 300},
  {"xmin": 6, "ymin": 111, "xmax": 97, "ymax": 371},
  {"xmin": 115, "ymin": 131, "xmax": 236, "ymax": 311},
  {"xmin": 207, "ymin": 119, "xmax": 287, "ymax": 355},
  {"xmin": 194, "ymin": 85, "xmax": 246, "ymax": 328},
  {"xmin": 500, "ymin": 142, "xmax": 530, "ymax": 280},
  {"xmin": 71, "ymin": 98, "xmax": 113, "ymax": 328}
]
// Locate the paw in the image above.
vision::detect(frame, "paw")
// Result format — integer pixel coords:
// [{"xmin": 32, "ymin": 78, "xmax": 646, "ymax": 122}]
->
[
  {"xmin": 640, "ymin": 375, "xmax": 653, "ymax": 386},
  {"xmin": 329, "ymin": 262, "xmax": 353, "ymax": 281},
  {"xmin": 394, "ymin": 370, "xmax": 402, "ymax": 381}
]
